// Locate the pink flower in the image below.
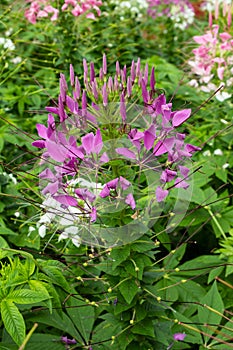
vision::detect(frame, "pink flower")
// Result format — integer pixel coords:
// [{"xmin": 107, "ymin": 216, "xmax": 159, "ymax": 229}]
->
[{"xmin": 173, "ymin": 333, "xmax": 186, "ymax": 341}]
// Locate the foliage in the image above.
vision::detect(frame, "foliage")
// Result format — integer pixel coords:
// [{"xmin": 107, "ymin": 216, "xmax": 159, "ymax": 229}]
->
[{"xmin": 0, "ymin": 0, "xmax": 233, "ymax": 349}]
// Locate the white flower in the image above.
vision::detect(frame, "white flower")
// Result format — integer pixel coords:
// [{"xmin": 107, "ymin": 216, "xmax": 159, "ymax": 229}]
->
[
  {"xmin": 38, "ymin": 224, "xmax": 47, "ymax": 238},
  {"xmin": 215, "ymin": 91, "xmax": 232, "ymax": 101},
  {"xmin": 220, "ymin": 118, "xmax": 229, "ymax": 124},
  {"xmin": 214, "ymin": 149, "xmax": 223, "ymax": 156},
  {"xmin": 58, "ymin": 226, "xmax": 81, "ymax": 247},
  {"xmin": 0, "ymin": 38, "xmax": 15, "ymax": 50},
  {"xmin": 203, "ymin": 150, "xmax": 211, "ymax": 156},
  {"xmin": 222, "ymin": 163, "xmax": 230, "ymax": 169},
  {"xmin": 8, "ymin": 173, "xmax": 17, "ymax": 184},
  {"xmin": 14, "ymin": 211, "xmax": 20, "ymax": 217},
  {"xmin": 11, "ymin": 56, "xmax": 22, "ymax": 64},
  {"xmin": 28, "ymin": 226, "xmax": 36, "ymax": 236}
]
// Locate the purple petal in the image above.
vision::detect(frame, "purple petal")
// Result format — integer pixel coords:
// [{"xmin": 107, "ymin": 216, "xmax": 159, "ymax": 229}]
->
[
  {"xmin": 153, "ymin": 141, "xmax": 168, "ymax": 156},
  {"xmin": 39, "ymin": 168, "xmax": 56, "ymax": 180},
  {"xmin": 156, "ymin": 186, "xmax": 169, "ymax": 202},
  {"xmin": 174, "ymin": 178, "xmax": 189, "ymax": 189},
  {"xmin": 144, "ymin": 125, "xmax": 156, "ymax": 150},
  {"xmin": 172, "ymin": 109, "xmax": 191, "ymax": 127},
  {"xmin": 160, "ymin": 169, "xmax": 177, "ymax": 183},
  {"xmin": 179, "ymin": 166, "xmax": 190, "ymax": 177},
  {"xmin": 90, "ymin": 206, "xmax": 97, "ymax": 222},
  {"xmin": 100, "ymin": 152, "xmax": 109, "ymax": 163},
  {"xmin": 103, "ymin": 53, "xmax": 107, "ymax": 75},
  {"xmin": 150, "ymin": 66, "xmax": 155, "ymax": 91},
  {"xmin": 116, "ymin": 148, "xmax": 136, "ymax": 159},
  {"xmin": 42, "ymin": 181, "xmax": 59, "ymax": 195},
  {"xmin": 107, "ymin": 178, "xmax": 119, "ymax": 189},
  {"xmin": 82, "ymin": 132, "xmax": 94, "ymax": 155},
  {"xmin": 32, "ymin": 140, "xmax": 46, "ymax": 148},
  {"xmin": 36, "ymin": 124, "xmax": 47, "ymax": 139},
  {"xmin": 70, "ymin": 64, "xmax": 75, "ymax": 86},
  {"xmin": 185, "ymin": 144, "xmax": 201, "ymax": 153},
  {"xmin": 54, "ymin": 195, "xmax": 78, "ymax": 207},
  {"xmin": 120, "ymin": 93, "xmax": 127, "ymax": 123},
  {"xmin": 94, "ymin": 129, "xmax": 103, "ymax": 154},
  {"xmin": 45, "ymin": 106, "xmax": 59, "ymax": 115},
  {"xmin": 99, "ymin": 185, "xmax": 110, "ymax": 198},
  {"xmin": 46, "ymin": 139, "xmax": 67, "ymax": 162},
  {"xmin": 125, "ymin": 193, "xmax": 136, "ymax": 210},
  {"xmin": 120, "ymin": 176, "xmax": 131, "ymax": 190},
  {"xmin": 173, "ymin": 333, "xmax": 186, "ymax": 341}
]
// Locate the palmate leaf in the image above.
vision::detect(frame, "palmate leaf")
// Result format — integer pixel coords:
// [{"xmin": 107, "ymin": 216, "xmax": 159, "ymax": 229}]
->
[
  {"xmin": 198, "ymin": 281, "xmax": 224, "ymax": 344},
  {"xmin": 6, "ymin": 289, "xmax": 50, "ymax": 304},
  {"xmin": 1, "ymin": 300, "xmax": 25, "ymax": 346},
  {"xmin": 25, "ymin": 334, "xmax": 65, "ymax": 350},
  {"xmin": 66, "ymin": 296, "xmax": 95, "ymax": 344},
  {"xmin": 119, "ymin": 278, "xmax": 139, "ymax": 304}
]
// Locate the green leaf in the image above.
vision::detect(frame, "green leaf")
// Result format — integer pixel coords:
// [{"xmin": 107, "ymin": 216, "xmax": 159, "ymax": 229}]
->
[
  {"xmin": 28, "ymin": 310, "xmax": 83, "ymax": 344},
  {"xmin": 29, "ymin": 280, "xmax": 52, "ymax": 312},
  {"xmin": 24, "ymin": 258, "xmax": 36, "ymax": 277},
  {"xmin": 131, "ymin": 319, "xmax": 155, "ymax": 337},
  {"xmin": 119, "ymin": 279, "xmax": 139, "ymax": 304},
  {"xmin": 208, "ymin": 266, "xmax": 224, "ymax": 284},
  {"xmin": 110, "ymin": 245, "xmax": 130, "ymax": 270},
  {"xmin": 66, "ymin": 296, "xmax": 95, "ymax": 344},
  {"xmin": 0, "ymin": 227, "xmax": 18, "ymax": 236},
  {"xmin": 25, "ymin": 334, "xmax": 64, "ymax": 350},
  {"xmin": 198, "ymin": 281, "xmax": 224, "ymax": 343},
  {"xmin": 40, "ymin": 265, "xmax": 70, "ymax": 292},
  {"xmin": 0, "ymin": 236, "xmax": 9, "ymax": 248},
  {"xmin": 6, "ymin": 289, "xmax": 50, "ymax": 304},
  {"xmin": 1, "ymin": 300, "xmax": 25, "ymax": 346}
]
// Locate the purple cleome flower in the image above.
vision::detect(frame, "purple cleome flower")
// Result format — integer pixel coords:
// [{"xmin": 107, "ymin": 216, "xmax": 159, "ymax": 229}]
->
[{"xmin": 33, "ymin": 54, "xmax": 200, "ymax": 246}]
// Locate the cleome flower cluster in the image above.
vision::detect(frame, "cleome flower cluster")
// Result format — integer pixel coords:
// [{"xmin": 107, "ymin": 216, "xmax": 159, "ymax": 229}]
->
[
  {"xmin": 24, "ymin": 0, "xmax": 103, "ymax": 24},
  {"xmin": 188, "ymin": 24, "xmax": 233, "ymax": 101},
  {"xmin": 32, "ymin": 54, "xmax": 200, "ymax": 246}
]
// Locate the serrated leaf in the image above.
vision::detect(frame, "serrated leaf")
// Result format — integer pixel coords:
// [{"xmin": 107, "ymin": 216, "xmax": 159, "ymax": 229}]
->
[
  {"xmin": 119, "ymin": 279, "xmax": 139, "ymax": 304},
  {"xmin": 198, "ymin": 281, "xmax": 224, "ymax": 343},
  {"xmin": 1, "ymin": 300, "xmax": 25, "ymax": 346},
  {"xmin": 29, "ymin": 280, "xmax": 52, "ymax": 313},
  {"xmin": 6, "ymin": 289, "xmax": 49, "ymax": 304},
  {"xmin": 24, "ymin": 258, "xmax": 36, "ymax": 277},
  {"xmin": 40, "ymin": 266, "xmax": 70, "ymax": 292}
]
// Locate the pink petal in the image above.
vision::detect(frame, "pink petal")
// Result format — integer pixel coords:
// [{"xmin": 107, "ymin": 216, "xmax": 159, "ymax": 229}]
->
[
  {"xmin": 99, "ymin": 185, "xmax": 110, "ymax": 198},
  {"xmin": 32, "ymin": 140, "xmax": 46, "ymax": 148},
  {"xmin": 53, "ymin": 195, "xmax": 78, "ymax": 207},
  {"xmin": 172, "ymin": 109, "xmax": 191, "ymax": 127},
  {"xmin": 125, "ymin": 193, "xmax": 136, "ymax": 210},
  {"xmin": 46, "ymin": 139, "xmax": 67, "ymax": 162},
  {"xmin": 144, "ymin": 125, "xmax": 156, "ymax": 150},
  {"xmin": 153, "ymin": 141, "xmax": 168, "ymax": 156},
  {"xmin": 116, "ymin": 148, "xmax": 136, "ymax": 159},
  {"xmin": 119, "ymin": 176, "xmax": 131, "ymax": 190},
  {"xmin": 156, "ymin": 186, "xmax": 169, "ymax": 202},
  {"xmin": 36, "ymin": 124, "xmax": 48, "ymax": 139},
  {"xmin": 82, "ymin": 132, "xmax": 94, "ymax": 154}
]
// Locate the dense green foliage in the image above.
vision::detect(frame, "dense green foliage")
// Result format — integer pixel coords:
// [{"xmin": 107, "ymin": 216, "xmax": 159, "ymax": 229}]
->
[{"xmin": 0, "ymin": 0, "xmax": 232, "ymax": 349}]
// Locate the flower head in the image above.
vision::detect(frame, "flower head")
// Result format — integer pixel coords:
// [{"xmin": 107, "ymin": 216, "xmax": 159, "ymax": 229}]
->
[{"xmin": 32, "ymin": 54, "xmax": 200, "ymax": 247}]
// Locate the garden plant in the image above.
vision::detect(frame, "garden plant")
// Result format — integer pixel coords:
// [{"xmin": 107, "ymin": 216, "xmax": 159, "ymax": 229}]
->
[{"xmin": 0, "ymin": 0, "xmax": 233, "ymax": 349}]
